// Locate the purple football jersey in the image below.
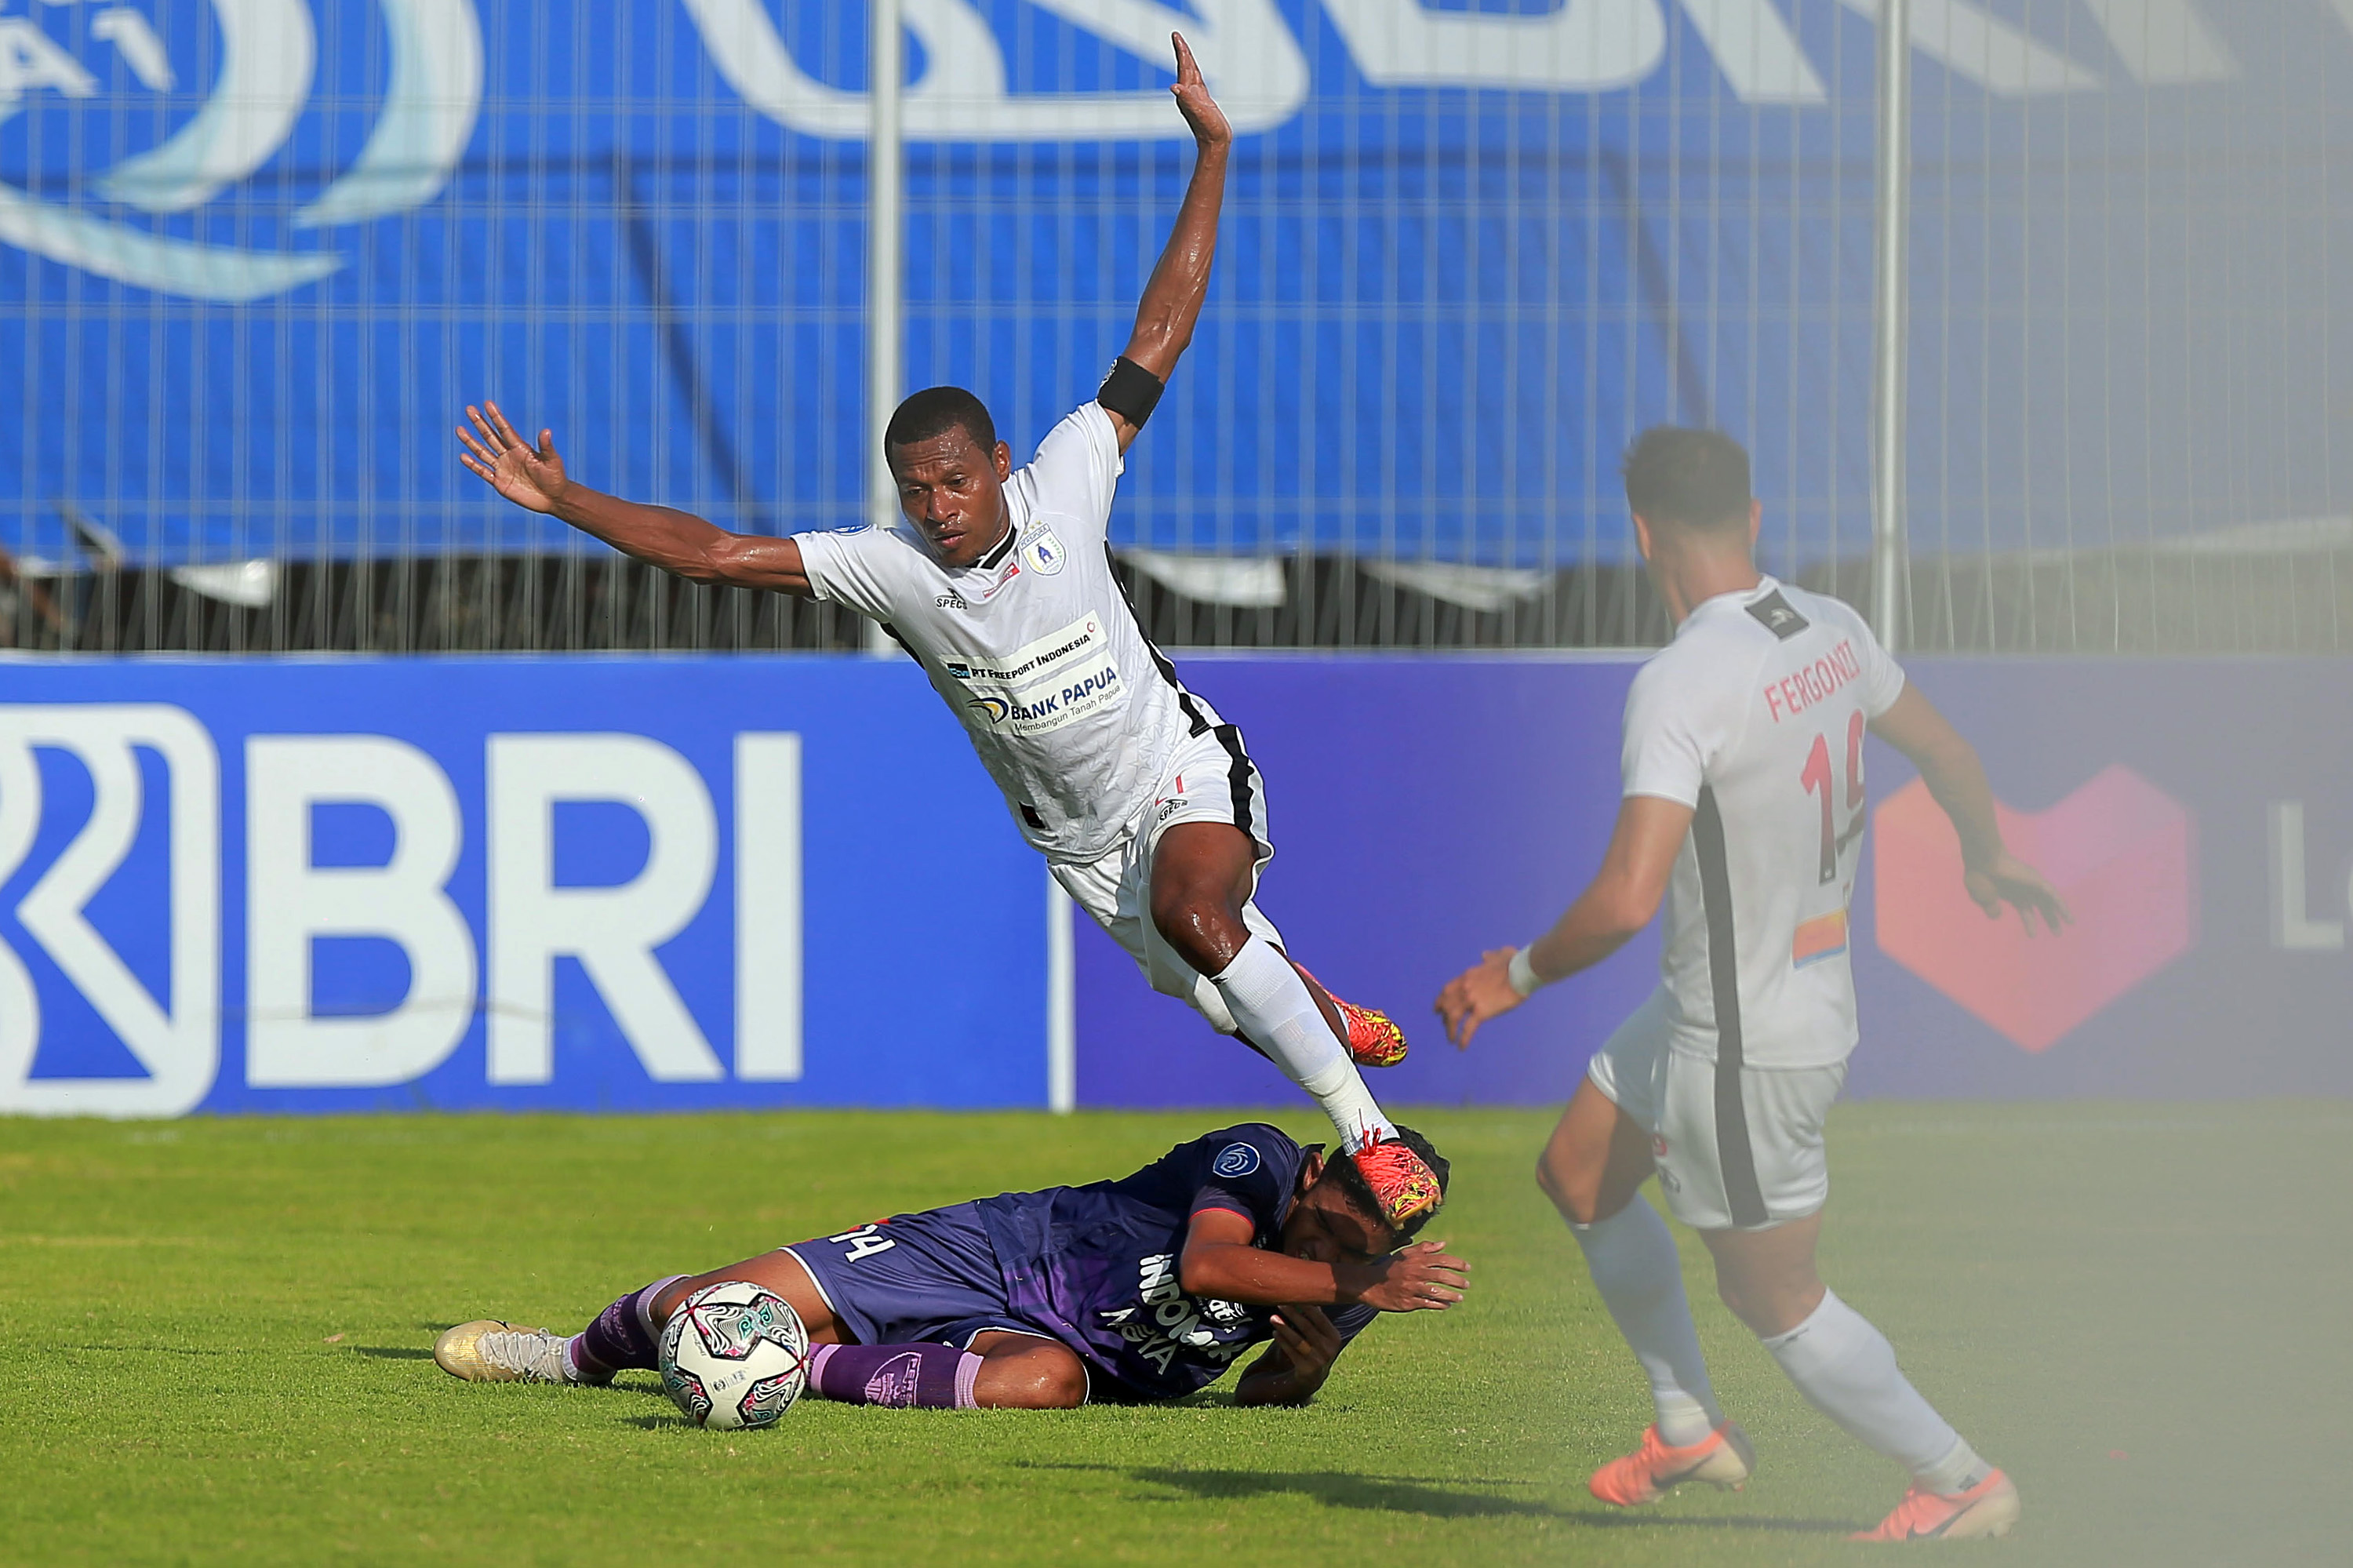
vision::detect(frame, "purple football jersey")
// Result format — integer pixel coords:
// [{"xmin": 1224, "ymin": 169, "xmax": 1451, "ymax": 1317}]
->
[{"xmin": 972, "ymin": 1123, "xmax": 1377, "ymax": 1400}]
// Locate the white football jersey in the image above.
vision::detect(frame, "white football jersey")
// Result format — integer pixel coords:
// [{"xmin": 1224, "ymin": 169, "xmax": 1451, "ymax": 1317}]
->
[
  {"xmin": 794, "ymin": 402, "xmax": 1227, "ymax": 860},
  {"xmin": 1621, "ymin": 577, "xmax": 1907, "ymax": 1069}
]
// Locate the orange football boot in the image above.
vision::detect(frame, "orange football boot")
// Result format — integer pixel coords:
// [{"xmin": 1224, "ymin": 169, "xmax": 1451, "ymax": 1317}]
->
[
  {"xmin": 1351, "ymin": 1133, "xmax": 1444, "ymax": 1231},
  {"xmin": 1297, "ymin": 966, "xmax": 1409, "ymax": 1068},
  {"xmin": 1850, "ymin": 1470, "xmax": 2020, "ymax": 1541},
  {"xmin": 1588, "ymin": 1422, "xmax": 1755, "ymax": 1506}
]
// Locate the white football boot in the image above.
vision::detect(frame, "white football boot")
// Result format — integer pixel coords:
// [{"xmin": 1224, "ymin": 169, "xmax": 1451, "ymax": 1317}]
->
[{"xmin": 433, "ymin": 1320, "xmax": 580, "ymax": 1384}]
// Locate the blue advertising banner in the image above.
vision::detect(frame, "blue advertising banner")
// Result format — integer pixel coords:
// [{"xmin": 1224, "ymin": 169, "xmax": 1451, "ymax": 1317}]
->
[
  {"xmin": 3, "ymin": 3, "xmax": 2348, "ymax": 569},
  {"xmin": 0, "ymin": 655, "xmax": 1054, "ymax": 1115},
  {"xmin": 1076, "ymin": 653, "xmax": 2353, "ymax": 1106},
  {"xmin": 2, "ymin": 652, "xmax": 2346, "ymax": 1118}
]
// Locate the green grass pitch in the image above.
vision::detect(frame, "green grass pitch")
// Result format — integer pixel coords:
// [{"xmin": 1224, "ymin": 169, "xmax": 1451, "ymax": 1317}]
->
[{"xmin": 2, "ymin": 1102, "xmax": 2347, "ymax": 1565}]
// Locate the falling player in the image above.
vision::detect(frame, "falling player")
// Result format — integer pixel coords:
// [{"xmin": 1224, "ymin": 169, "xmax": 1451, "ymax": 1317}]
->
[
  {"xmin": 1435, "ymin": 429, "xmax": 2069, "ymax": 1541},
  {"xmin": 434, "ymin": 1122, "xmax": 1460, "ymax": 1409},
  {"xmin": 453, "ymin": 32, "xmax": 1438, "ymax": 1230}
]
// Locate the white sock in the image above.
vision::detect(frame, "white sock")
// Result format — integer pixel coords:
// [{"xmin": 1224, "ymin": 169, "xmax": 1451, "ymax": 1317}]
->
[
  {"xmin": 1570, "ymin": 1196, "xmax": 1722, "ymax": 1445},
  {"xmin": 1761, "ymin": 1288, "xmax": 1985, "ymax": 1488},
  {"xmin": 635, "ymin": 1275, "xmax": 686, "ymax": 1341},
  {"xmin": 1209, "ymin": 937, "xmax": 1395, "ymax": 1152}
]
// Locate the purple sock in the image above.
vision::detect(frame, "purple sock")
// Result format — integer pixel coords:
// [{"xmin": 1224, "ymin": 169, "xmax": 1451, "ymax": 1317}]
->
[
  {"xmin": 569, "ymin": 1275, "xmax": 686, "ymax": 1381},
  {"xmin": 806, "ymin": 1342, "xmax": 982, "ymax": 1410}
]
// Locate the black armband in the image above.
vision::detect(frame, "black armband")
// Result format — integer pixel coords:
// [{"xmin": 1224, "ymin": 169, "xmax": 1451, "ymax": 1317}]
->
[{"xmin": 1096, "ymin": 355, "xmax": 1166, "ymax": 428}]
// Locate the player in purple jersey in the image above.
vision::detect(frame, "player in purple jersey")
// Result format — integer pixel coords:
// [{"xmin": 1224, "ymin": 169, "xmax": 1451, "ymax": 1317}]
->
[{"xmin": 435, "ymin": 1125, "xmax": 1461, "ymax": 1410}]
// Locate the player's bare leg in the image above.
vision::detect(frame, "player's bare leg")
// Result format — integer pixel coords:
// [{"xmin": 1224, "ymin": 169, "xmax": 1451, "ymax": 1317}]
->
[
  {"xmin": 1540, "ymin": 1078, "xmax": 1748, "ymax": 1504},
  {"xmin": 435, "ymin": 1246, "xmax": 847, "ymax": 1387},
  {"xmin": 1700, "ymin": 1216, "xmax": 2019, "ymax": 1538},
  {"xmin": 1147, "ymin": 821, "xmax": 1402, "ymax": 1066},
  {"xmin": 1151, "ymin": 822, "xmax": 1404, "ymax": 1142},
  {"xmin": 961, "ymin": 1331, "xmax": 1089, "ymax": 1410},
  {"xmin": 650, "ymin": 1248, "xmax": 842, "ymax": 1343},
  {"xmin": 1535, "ymin": 1075, "xmax": 1657, "ymax": 1226}
]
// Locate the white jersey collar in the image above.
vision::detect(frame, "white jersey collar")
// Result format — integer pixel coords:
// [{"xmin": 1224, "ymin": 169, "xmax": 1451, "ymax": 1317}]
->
[{"xmin": 1678, "ymin": 574, "xmax": 1780, "ymax": 635}]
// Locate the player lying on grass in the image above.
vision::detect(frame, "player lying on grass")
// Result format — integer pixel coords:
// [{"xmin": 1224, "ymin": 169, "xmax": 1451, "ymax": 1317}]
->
[
  {"xmin": 1437, "ymin": 428, "xmax": 2070, "ymax": 1542},
  {"xmin": 452, "ymin": 32, "xmax": 1437, "ymax": 1230},
  {"xmin": 435, "ymin": 1123, "xmax": 1459, "ymax": 1410}
]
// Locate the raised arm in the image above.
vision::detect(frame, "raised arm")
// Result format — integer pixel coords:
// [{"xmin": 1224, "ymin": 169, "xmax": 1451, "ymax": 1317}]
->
[
  {"xmin": 1099, "ymin": 33, "xmax": 1231, "ymax": 453},
  {"xmin": 456, "ymin": 401, "xmax": 812, "ymax": 595},
  {"xmin": 1867, "ymin": 682, "xmax": 2071, "ymax": 933}
]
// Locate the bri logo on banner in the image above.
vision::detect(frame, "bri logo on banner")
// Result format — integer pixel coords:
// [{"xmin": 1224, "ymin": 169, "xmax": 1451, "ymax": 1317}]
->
[{"xmin": 0, "ymin": 705, "xmax": 804, "ymax": 1116}]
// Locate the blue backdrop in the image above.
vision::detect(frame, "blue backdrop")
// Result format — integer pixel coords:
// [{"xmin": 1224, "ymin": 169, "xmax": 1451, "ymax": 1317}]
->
[
  {"xmin": 0, "ymin": 655, "xmax": 1052, "ymax": 1115},
  {"xmin": 3, "ymin": 2, "xmax": 2348, "ymax": 569},
  {"xmin": 1, "ymin": 651, "xmax": 2345, "ymax": 1117},
  {"xmin": 1078, "ymin": 653, "xmax": 2353, "ymax": 1107}
]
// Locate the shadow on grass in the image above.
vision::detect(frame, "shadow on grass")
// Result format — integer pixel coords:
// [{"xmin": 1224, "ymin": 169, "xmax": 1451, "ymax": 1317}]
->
[
  {"xmin": 1024, "ymin": 1464, "xmax": 1847, "ymax": 1532},
  {"xmin": 353, "ymin": 1345, "xmax": 437, "ymax": 1360}
]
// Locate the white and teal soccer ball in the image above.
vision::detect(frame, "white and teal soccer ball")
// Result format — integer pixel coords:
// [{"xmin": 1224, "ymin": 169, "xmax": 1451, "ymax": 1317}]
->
[{"xmin": 657, "ymin": 1281, "xmax": 810, "ymax": 1430}]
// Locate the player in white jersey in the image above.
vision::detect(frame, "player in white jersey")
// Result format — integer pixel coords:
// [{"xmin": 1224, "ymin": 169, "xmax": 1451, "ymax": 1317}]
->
[
  {"xmin": 453, "ymin": 35, "xmax": 1439, "ymax": 1231},
  {"xmin": 1436, "ymin": 428, "xmax": 2069, "ymax": 1541}
]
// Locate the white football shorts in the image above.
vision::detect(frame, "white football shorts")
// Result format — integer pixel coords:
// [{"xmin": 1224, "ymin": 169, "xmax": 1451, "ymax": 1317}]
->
[
  {"xmin": 1049, "ymin": 723, "xmax": 1283, "ymax": 1035},
  {"xmin": 1587, "ymin": 988, "xmax": 1848, "ymax": 1232}
]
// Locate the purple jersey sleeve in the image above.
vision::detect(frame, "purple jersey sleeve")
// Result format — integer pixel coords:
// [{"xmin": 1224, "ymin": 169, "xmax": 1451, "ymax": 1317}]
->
[{"xmin": 1182, "ymin": 1125, "xmax": 1304, "ymax": 1233}]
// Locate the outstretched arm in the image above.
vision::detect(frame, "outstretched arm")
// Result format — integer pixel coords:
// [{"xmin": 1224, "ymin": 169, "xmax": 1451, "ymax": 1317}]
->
[
  {"xmin": 1868, "ymin": 683, "xmax": 2071, "ymax": 933},
  {"xmin": 456, "ymin": 401, "xmax": 811, "ymax": 595},
  {"xmin": 1100, "ymin": 33, "xmax": 1231, "ymax": 453},
  {"xmin": 1436, "ymin": 794, "xmax": 1692, "ymax": 1050},
  {"xmin": 1177, "ymin": 1208, "xmax": 1466, "ymax": 1315}
]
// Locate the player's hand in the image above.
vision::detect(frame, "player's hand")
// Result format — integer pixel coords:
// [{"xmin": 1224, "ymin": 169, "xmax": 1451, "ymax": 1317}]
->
[
  {"xmin": 1435, "ymin": 948, "xmax": 1526, "ymax": 1050},
  {"xmin": 456, "ymin": 401, "xmax": 569, "ymax": 516},
  {"xmin": 1341, "ymin": 1239, "xmax": 1467, "ymax": 1313},
  {"xmin": 1168, "ymin": 33, "xmax": 1231, "ymax": 150},
  {"xmin": 1964, "ymin": 851, "xmax": 2072, "ymax": 937},
  {"xmin": 1266, "ymin": 1302, "xmax": 1344, "ymax": 1387}
]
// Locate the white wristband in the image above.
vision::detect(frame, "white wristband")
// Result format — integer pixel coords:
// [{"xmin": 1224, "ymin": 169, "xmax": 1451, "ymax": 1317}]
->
[{"xmin": 1507, "ymin": 944, "xmax": 1544, "ymax": 998}]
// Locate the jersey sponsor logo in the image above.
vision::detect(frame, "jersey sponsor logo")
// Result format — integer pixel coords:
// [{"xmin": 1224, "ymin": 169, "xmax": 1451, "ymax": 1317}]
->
[
  {"xmin": 942, "ymin": 614, "xmax": 1124, "ymax": 739},
  {"xmin": 936, "ymin": 592, "xmax": 968, "ymax": 609},
  {"xmin": 1096, "ymin": 1252, "xmax": 1254, "ymax": 1375},
  {"xmin": 1746, "ymin": 590, "xmax": 1811, "ymax": 641},
  {"xmin": 1791, "ymin": 909, "xmax": 1850, "ymax": 969},
  {"xmin": 1762, "ymin": 638, "xmax": 1864, "ymax": 723},
  {"xmin": 1018, "ymin": 526, "xmax": 1069, "ymax": 577},
  {"xmin": 1875, "ymin": 766, "xmax": 2192, "ymax": 1052},
  {"xmin": 1211, "ymin": 1142, "xmax": 1261, "ymax": 1178}
]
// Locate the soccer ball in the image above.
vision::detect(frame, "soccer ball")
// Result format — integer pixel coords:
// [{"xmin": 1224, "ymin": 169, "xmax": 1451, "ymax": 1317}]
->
[{"xmin": 658, "ymin": 1280, "xmax": 811, "ymax": 1430}]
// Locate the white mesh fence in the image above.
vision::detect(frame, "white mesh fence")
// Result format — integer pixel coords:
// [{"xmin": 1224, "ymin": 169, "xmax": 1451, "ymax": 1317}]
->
[{"xmin": 0, "ymin": 1, "xmax": 2344, "ymax": 652}]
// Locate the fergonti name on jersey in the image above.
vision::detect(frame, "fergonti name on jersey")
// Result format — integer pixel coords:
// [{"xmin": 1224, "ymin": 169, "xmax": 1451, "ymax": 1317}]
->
[{"xmin": 944, "ymin": 613, "xmax": 1123, "ymax": 739}]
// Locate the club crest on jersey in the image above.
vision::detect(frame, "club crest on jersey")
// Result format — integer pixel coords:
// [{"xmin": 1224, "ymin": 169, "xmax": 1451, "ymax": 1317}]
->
[
  {"xmin": 1212, "ymin": 1143, "xmax": 1261, "ymax": 1178},
  {"xmin": 1019, "ymin": 527, "xmax": 1068, "ymax": 577}
]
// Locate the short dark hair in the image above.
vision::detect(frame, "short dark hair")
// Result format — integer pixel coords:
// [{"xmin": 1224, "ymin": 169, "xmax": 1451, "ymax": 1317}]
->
[
  {"xmin": 1621, "ymin": 426, "xmax": 1751, "ymax": 531},
  {"xmin": 885, "ymin": 386, "xmax": 996, "ymax": 454},
  {"xmin": 1324, "ymin": 1124, "xmax": 1450, "ymax": 1245}
]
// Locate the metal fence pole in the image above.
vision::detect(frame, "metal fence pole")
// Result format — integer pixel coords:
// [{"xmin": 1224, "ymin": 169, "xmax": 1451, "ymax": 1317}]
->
[
  {"xmin": 1870, "ymin": 0, "xmax": 1913, "ymax": 652},
  {"xmin": 864, "ymin": 0, "xmax": 904, "ymax": 654}
]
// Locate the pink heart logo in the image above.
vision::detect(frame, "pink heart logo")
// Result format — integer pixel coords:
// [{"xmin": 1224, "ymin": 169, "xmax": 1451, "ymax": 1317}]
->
[{"xmin": 1872, "ymin": 764, "xmax": 2196, "ymax": 1052}]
